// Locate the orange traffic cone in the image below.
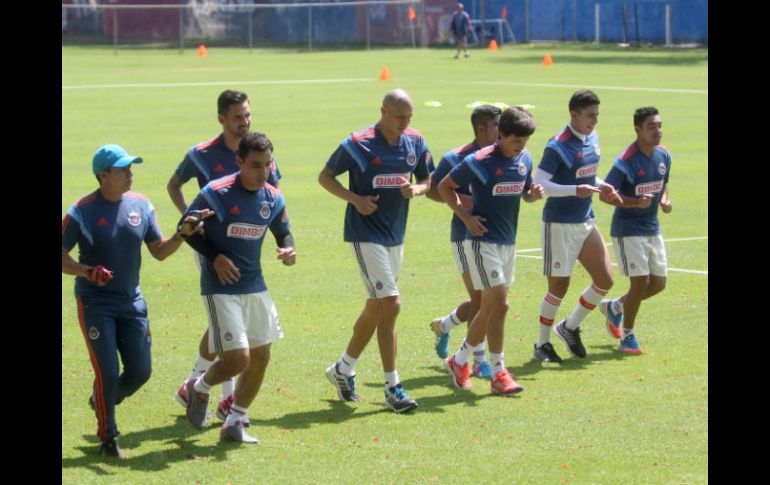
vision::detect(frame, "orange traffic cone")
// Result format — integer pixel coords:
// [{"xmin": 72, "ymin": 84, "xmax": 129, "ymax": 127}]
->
[
  {"xmin": 379, "ymin": 66, "xmax": 392, "ymax": 81},
  {"xmin": 488, "ymin": 39, "xmax": 499, "ymax": 51},
  {"xmin": 198, "ymin": 44, "xmax": 208, "ymax": 57},
  {"xmin": 542, "ymin": 53, "xmax": 553, "ymax": 66}
]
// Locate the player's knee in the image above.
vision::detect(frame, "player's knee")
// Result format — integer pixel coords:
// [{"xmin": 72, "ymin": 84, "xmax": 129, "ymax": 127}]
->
[
  {"xmin": 220, "ymin": 351, "xmax": 249, "ymax": 376},
  {"xmin": 379, "ymin": 297, "xmax": 401, "ymax": 316},
  {"xmin": 649, "ymin": 278, "xmax": 666, "ymax": 296},
  {"xmin": 250, "ymin": 347, "xmax": 271, "ymax": 368}
]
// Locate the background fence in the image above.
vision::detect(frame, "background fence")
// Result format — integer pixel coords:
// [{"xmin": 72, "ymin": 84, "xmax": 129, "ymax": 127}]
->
[{"xmin": 61, "ymin": 0, "xmax": 708, "ymax": 49}]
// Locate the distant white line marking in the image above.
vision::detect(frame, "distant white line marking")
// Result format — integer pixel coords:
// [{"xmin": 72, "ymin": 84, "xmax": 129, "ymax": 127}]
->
[{"xmin": 438, "ymin": 80, "xmax": 707, "ymax": 95}]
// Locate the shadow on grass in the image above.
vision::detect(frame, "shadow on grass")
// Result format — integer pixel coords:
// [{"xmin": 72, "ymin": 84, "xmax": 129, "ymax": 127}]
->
[
  {"xmin": 62, "ymin": 415, "xmax": 231, "ymax": 474},
  {"xmin": 514, "ymin": 343, "xmax": 628, "ymax": 381}
]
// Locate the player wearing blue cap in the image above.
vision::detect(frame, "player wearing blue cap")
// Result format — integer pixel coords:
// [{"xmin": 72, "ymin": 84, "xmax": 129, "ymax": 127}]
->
[
  {"xmin": 531, "ymin": 90, "xmax": 623, "ymax": 362},
  {"xmin": 167, "ymin": 90, "xmax": 281, "ymax": 424},
  {"xmin": 62, "ymin": 144, "xmax": 210, "ymax": 459},
  {"xmin": 440, "ymin": 106, "xmax": 544, "ymax": 396},
  {"xmin": 426, "ymin": 104, "xmax": 501, "ymax": 378},
  {"xmin": 598, "ymin": 107, "xmax": 672, "ymax": 354},
  {"xmin": 320, "ymin": 89, "xmax": 433, "ymax": 413},
  {"xmin": 181, "ymin": 132, "xmax": 296, "ymax": 444}
]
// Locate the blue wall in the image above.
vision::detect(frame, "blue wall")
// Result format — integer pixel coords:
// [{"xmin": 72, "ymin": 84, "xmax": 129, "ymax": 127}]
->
[{"xmin": 461, "ymin": 0, "xmax": 707, "ymax": 44}]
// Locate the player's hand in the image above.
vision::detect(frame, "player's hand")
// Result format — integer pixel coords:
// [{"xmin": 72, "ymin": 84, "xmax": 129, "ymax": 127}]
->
[
  {"xmin": 659, "ymin": 198, "xmax": 673, "ymax": 213},
  {"xmin": 576, "ymin": 184, "xmax": 601, "ymax": 198},
  {"xmin": 636, "ymin": 194, "xmax": 653, "ymax": 209},
  {"xmin": 353, "ymin": 194, "xmax": 379, "ymax": 215},
  {"xmin": 85, "ymin": 264, "xmax": 113, "ymax": 286},
  {"xmin": 178, "ymin": 209, "xmax": 215, "ymax": 238},
  {"xmin": 598, "ymin": 183, "xmax": 623, "ymax": 204},
  {"xmin": 276, "ymin": 247, "xmax": 296, "ymax": 266},
  {"xmin": 213, "ymin": 254, "xmax": 241, "ymax": 285},
  {"xmin": 529, "ymin": 183, "xmax": 546, "ymax": 200},
  {"xmin": 461, "ymin": 214, "xmax": 487, "ymax": 237},
  {"xmin": 399, "ymin": 177, "xmax": 418, "ymax": 199}
]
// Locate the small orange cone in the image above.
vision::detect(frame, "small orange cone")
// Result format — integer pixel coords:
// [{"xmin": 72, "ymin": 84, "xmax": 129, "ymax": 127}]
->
[
  {"xmin": 542, "ymin": 53, "xmax": 553, "ymax": 66},
  {"xmin": 197, "ymin": 44, "xmax": 208, "ymax": 57},
  {"xmin": 379, "ymin": 66, "xmax": 392, "ymax": 81},
  {"xmin": 488, "ymin": 39, "xmax": 499, "ymax": 51}
]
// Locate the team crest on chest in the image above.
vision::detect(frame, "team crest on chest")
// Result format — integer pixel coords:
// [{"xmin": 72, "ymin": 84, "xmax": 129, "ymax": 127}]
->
[
  {"xmin": 406, "ymin": 151, "xmax": 417, "ymax": 166},
  {"xmin": 594, "ymin": 144, "xmax": 600, "ymax": 156},
  {"xmin": 127, "ymin": 211, "xmax": 141, "ymax": 227},
  {"xmin": 517, "ymin": 163, "xmax": 527, "ymax": 176},
  {"xmin": 658, "ymin": 162, "xmax": 667, "ymax": 175},
  {"xmin": 260, "ymin": 202, "xmax": 271, "ymax": 219}
]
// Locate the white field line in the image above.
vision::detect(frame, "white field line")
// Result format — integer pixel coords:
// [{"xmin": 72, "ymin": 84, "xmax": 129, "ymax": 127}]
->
[
  {"xmin": 62, "ymin": 78, "xmax": 707, "ymax": 95},
  {"xmin": 515, "ymin": 236, "xmax": 708, "ymax": 275},
  {"xmin": 436, "ymin": 79, "xmax": 707, "ymax": 95},
  {"xmin": 62, "ymin": 78, "xmax": 375, "ymax": 90}
]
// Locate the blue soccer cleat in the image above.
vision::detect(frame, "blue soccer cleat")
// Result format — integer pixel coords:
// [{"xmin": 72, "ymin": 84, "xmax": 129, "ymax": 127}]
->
[
  {"xmin": 619, "ymin": 333, "xmax": 643, "ymax": 355},
  {"xmin": 430, "ymin": 318, "xmax": 450, "ymax": 359},
  {"xmin": 600, "ymin": 299, "xmax": 623, "ymax": 339},
  {"xmin": 472, "ymin": 360, "xmax": 493, "ymax": 379}
]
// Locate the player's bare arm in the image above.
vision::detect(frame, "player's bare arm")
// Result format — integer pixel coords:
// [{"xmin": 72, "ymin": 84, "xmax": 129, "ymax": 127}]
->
[
  {"xmin": 438, "ymin": 174, "xmax": 486, "ymax": 236},
  {"xmin": 167, "ymin": 173, "xmax": 189, "ymax": 214},
  {"xmin": 275, "ymin": 232, "xmax": 296, "ymax": 266},
  {"xmin": 147, "ymin": 209, "xmax": 214, "ymax": 261},
  {"xmin": 659, "ymin": 184, "xmax": 672, "ymax": 213},
  {"xmin": 318, "ymin": 167, "xmax": 379, "ymax": 215}
]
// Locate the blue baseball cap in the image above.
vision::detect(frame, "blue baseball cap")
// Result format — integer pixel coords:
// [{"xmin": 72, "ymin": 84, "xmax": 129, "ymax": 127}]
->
[{"xmin": 92, "ymin": 144, "xmax": 143, "ymax": 175}]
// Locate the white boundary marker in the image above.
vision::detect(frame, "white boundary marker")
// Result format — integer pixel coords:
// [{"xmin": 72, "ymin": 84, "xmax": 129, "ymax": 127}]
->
[
  {"xmin": 515, "ymin": 236, "xmax": 708, "ymax": 275},
  {"xmin": 62, "ymin": 78, "xmax": 706, "ymax": 95}
]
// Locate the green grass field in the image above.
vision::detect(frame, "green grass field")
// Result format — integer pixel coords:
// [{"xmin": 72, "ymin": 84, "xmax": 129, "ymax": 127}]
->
[{"xmin": 62, "ymin": 44, "xmax": 708, "ymax": 484}]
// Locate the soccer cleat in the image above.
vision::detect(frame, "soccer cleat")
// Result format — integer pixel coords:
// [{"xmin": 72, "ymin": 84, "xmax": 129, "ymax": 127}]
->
[
  {"xmin": 533, "ymin": 342, "xmax": 563, "ymax": 363},
  {"xmin": 555, "ymin": 320, "xmax": 587, "ymax": 358},
  {"xmin": 444, "ymin": 356, "xmax": 471, "ymax": 389},
  {"xmin": 99, "ymin": 437, "xmax": 126, "ymax": 459},
  {"xmin": 216, "ymin": 395, "xmax": 233, "ymax": 421},
  {"xmin": 472, "ymin": 360, "xmax": 493, "ymax": 379},
  {"xmin": 185, "ymin": 379, "xmax": 210, "ymax": 429},
  {"xmin": 619, "ymin": 333, "xmax": 643, "ymax": 354},
  {"xmin": 175, "ymin": 380, "xmax": 189, "ymax": 408},
  {"xmin": 220, "ymin": 421, "xmax": 259, "ymax": 444},
  {"xmin": 384, "ymin": 383, "xmax": 419, "ymax": 413},
  {"xmin": 430, "ymin": 318, "xmax": 450, "ymax": 359},
  {"xmin": 325, "ymin": 363, "xmax": 361, "ymax": 402},
  {"xmin": 491, "ymin": 370, "xmax": 524, "ymax": 396},
  {"xmin": 600, "ymin": 299, "xmax": 623, "ymax": 339}
]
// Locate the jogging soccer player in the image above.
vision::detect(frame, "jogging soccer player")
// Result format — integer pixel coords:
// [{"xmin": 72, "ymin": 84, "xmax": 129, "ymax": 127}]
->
[
  {"xmin": 440, "ymin": 106, "xmax": 545, "ymax": 396},
  {"xmin": 168, "ymin": 90, "xmax": 281, "ymax": 424},
  {"xmin": 320, "ymin": 89, "xmax": 433, "ymax": 413},
  {"xmin": 426, "ymin": 104, "xmax": 501, "ymax": 379},
  {"xmin": 598, "ymin": 106, "xmax": 672, "ymax": 354},
  {"xmin": 531, "ymin": 89, "xmax": 623, "ymax": 362}
]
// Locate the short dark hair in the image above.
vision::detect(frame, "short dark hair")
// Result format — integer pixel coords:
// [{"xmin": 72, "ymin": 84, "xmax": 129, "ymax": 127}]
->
[
  {"xmin": 470, "ymin": 105, "xmax": 502, "ymax": 136},
  {"xmin": 218, "ymin": 89, "xmax": 249, "ymax": 115},
  {"xmin": 238, "ymin": 132, "xmax": 273, "ymax": 159},
  {"xmin": 633, "ymin": 106, "xmax": 659, "ymax": 126},
  {"xmin": 568, "ymin": 89, "xmax": 600, "ymax": 113},
  {"xmin": 499, "ymin": 106, "xmax": 536, "ymax": 137}
]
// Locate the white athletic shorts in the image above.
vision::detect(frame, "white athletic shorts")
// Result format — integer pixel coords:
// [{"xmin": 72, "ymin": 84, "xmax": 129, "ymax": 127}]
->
[
  {"xmin": 203, "ymin": 291, "xmax": 283, "ymax": 353},
  {"xmin": 350, "ymin": 242, "xmax": 403, "ymax": 299},
  {"xmin": 541, "ymin": 219, "xmax": 597, "ymax": 277},
  {"xmin": 451, "ymin": 240, "xmax": 471, "ymax": 274},
  {"xmin": 612, "ymin": 234, "xmax": 668, "ymax": 277},
  {"xmin": 462, "ymin": 239, "xmax": 515, "ymax": 290}
]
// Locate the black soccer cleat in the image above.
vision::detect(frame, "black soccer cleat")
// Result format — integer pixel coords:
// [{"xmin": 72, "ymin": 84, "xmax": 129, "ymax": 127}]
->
[
  {"xmin": 99, "ymin": 437, "xmax": 126, "ymax": 459},
  {"xmin": 555, "ymin": 320, "xmax": 587, "ymax": 358},
  {"xmin": 533, "ymin": 342, "xmax": 563, "ymax": 363}
]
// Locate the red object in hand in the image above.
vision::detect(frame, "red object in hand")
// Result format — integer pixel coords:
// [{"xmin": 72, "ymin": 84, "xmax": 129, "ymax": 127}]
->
[{"xmin": 86, "ymin": 265, "xmax": 113, "ymax": 284}]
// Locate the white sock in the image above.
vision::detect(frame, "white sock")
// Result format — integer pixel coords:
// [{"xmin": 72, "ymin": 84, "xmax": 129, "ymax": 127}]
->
[
  {"xmin": 612, "ymin": 298, "xmax": 624, "ymax": 315},
  {"xmin": 221, "ymin": 377, "xmax": 235, "ymax": 400},
  {"xmin": 489, "ymin": 352, "xmax": 505, "ymax": 374},
  {"xmin": 187, "ymin": 355, "xmax": 214, "ymax": 381},
  {"xmin": 538, "ymin": 292, "xmax": 562, "ymax": 346},
  {"xmin": 453, "ymin": 338, "xmax": 477, "ymax": 366},
  {"xmin": 384, "ymin": 370, "xmax": 400, "ymax": 390},
  {"xmin": 473, "ymin": 341, "xmax": 487, "ymax": 363},
  {"xmin": 566, "ymin": 283, "xmax": 608, "ymax": 330},
  {"xmin": 440, "ymin": 310, "xmax": 462, "ymax": 333},
  {"xmin": 193, "ymin": 375, "xmax": 212, "ymax": 394},
  {"xmin": 337, "ymin": 351, "xmax": 357, "ymax": 376},
  {"xmin": 225, "ymin": 403, "xmax": 248, "ymax": 427}
]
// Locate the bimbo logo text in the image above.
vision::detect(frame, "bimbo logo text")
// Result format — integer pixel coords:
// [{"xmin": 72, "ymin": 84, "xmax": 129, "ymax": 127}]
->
[
  {"xmin": 492, "ymin": 182, "xmax": 525, "ymax": 196},
  {"xmin": 576, "ymin": 163, "xmax": 598, "ymax": 178},
  {"xmin": 227, "ymin": 223, "xmax": 267, "ymax": 240},
  {"xmin": 635, "ymin": 180, "xmax": 663, "ymax": 196},
  {"xmin": 373, "ymin": 173, "xmax": 410, "ymax": 189}
]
